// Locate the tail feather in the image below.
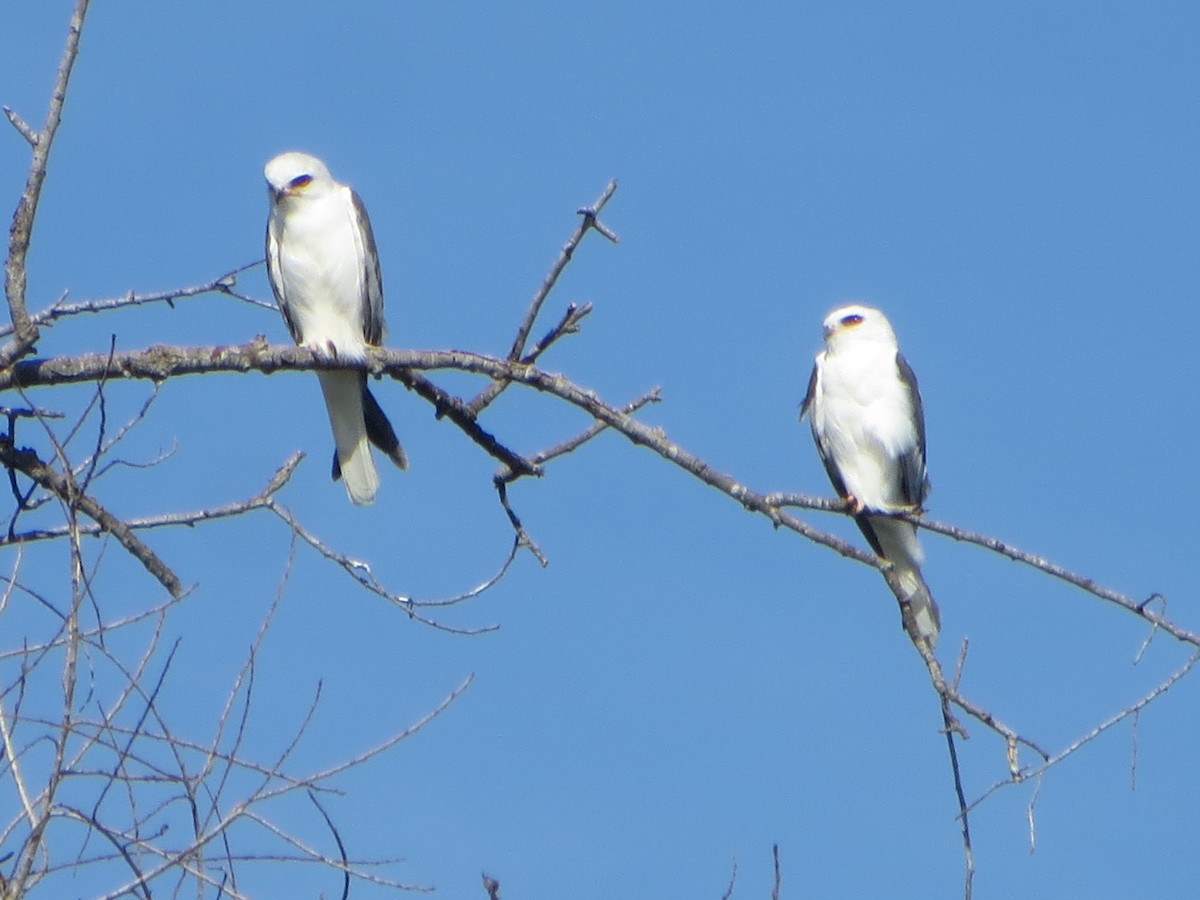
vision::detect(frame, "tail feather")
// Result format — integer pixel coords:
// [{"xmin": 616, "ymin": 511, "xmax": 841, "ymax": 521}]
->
[
  {"xmin": 317, "ymin": 371, "xmax": 379, "ymax": 505},
  {"xmin": 863, "ymin": 515, "xmax": 940, "ymax": 645},
  {"xmin": 362, "ymin": 384, "xmax": 408, "ymax": 470},
  {"xmin": 892, "ymin": 564, "xmax": 941, "ymax": 646}
]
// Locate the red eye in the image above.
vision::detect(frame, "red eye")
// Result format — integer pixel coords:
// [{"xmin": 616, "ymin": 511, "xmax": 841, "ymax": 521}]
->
[
  {"xmin": 841, "ymin": 313, "xmax": 864, "ymax": 326},
  {"xmin": 288, "ymin": 174, "xmax": 313, "ymax": 189}
]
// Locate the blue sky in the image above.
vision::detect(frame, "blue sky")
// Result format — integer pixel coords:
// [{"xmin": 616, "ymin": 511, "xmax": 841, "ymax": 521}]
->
[{"xmin": 3, "ymin": 2, "xmax": 1199, "ymax": 897}]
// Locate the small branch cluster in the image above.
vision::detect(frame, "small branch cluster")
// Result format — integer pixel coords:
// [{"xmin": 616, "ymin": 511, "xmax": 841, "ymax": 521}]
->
[{"xmin": 0, "ymin": 562, "xmax": 469, "ymax": 896}]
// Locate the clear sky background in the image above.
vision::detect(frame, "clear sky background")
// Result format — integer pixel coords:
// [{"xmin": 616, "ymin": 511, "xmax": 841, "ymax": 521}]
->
[{"xmin": 3, "ymin": 2, "xmax": 1199, "ymax": 898}]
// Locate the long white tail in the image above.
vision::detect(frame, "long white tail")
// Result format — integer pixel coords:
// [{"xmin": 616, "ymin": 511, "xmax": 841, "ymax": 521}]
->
[
  {"xmin": 864, "ymin": 515, "xmax": 941, "ymax": 645},
  {"xmin": 891, "ymin": 563, "xmax": 940, "ymax": 646},
  {"xmin": 317, "ymin": 371, "xmax": 379, "ymax": 505}
]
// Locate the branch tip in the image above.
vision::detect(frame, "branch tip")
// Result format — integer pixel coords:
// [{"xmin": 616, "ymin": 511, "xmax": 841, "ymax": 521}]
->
[{"xmin": 3, "ymin": 107, "xmax": 38, "ymax": 146}]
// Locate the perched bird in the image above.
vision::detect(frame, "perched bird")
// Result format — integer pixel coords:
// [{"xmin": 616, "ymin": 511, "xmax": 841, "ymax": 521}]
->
[
  {"xmin": 800, "ymin": 303, "xmax": 940, "ymax": 644},
  {"xmin": 264, "ymin": 151, "xmax": 407, "ymax": 505}
]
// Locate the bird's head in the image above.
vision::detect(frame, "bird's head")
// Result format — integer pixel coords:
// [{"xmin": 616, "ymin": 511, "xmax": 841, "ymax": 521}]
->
[
  {"xmin": 264, "ymin": 151, "xmax": 335, "ymax": 205},
  {"xmin": 821, "ymin": 303, "xmax": 898, "ymax": 350}
]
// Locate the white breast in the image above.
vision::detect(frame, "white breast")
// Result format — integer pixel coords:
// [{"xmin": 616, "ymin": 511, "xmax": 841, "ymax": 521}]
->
[
  {"xmin": 812, "ymin": 344, "xmax": 917, "ymax": 512},
  {"xmin": 273, "ymin": 185, "xmax": 368, "ymax": 359}
]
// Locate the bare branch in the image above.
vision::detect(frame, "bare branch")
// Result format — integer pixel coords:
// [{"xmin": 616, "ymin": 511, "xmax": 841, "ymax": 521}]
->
[
  {"xmin": 490, "ymin": 386, "xmax": 663, "ymax": 567},
  {"xmin": 718, "ymin": 856, "xmax": 737, "ymax": 900},
  {"xmin": 767, "ymin": 493, "xmax": 1200, "ymax": 651},
  {"xmin": 913, "ymin": 514, "xmax": 1200, "ymax": 648},
  {"xmin": 307, "ymin": 791, "xmax": 350, "ymax": 900},
  {"xmin": 966, "ymin": 650, "xmax": 1200, "ymax": 813},
  {"xmin": 2, "ymin": 0, "xmax": 91, "ymax": 364},
  {"xmin": 0, "ymin": 405, "xmax": 63, "ymax": 420},
  {"xmin": 413, "ymin": 535, "xmax": 524, "ymax": 609},
  {"xmin": 524, "ymin": 300, "xmax": 593, "ymax": 362},
  {"xmin": 911, "ymin": 632, "xmax": 1050, "ymax": 762},
  {"xmin": 265, "ymin": 500, "xmax": 503, "ymax": 634},
  {"xmin": 0, "ymin": 439, "xmax": 184, "ymax": 598},
  {"xmin": 28, "ymin": 631, "xmax": 468, "ymax": 899},
  {"xmin": 466, "ymin": 178, "xmax": 619, "ymax": 416},
  {"xmin": 942, "ymin": 702, "xmax": 974, "ymax": 900},
  {"xmin": 394, "ymin": 368, "xmax": 539, "ymax": 477},
  {"xmin": 272, "ymin": 673, "xmax": 474, "ymax": 791},
  {"xmin": 0, "ymin": 260, "xmax": 270, "ymax": 339},
  {"xmin": 242, "ymin": 807, "xmax": 432, "ymax": 893},
  {"xmin": 497, "ymin": 386, "xmax": 661, "ymax": 482},
  {"xmin": 10, "ymin": 340, "xmax": 1186, "ymax": 654},
  {"xmin": 3, "ymin": 106, "xmax": 39, "ymax": 146},
  {"xmin": 504, "ymin": 179, "xmax": 618, "ymax": 365},
  {"xmin": 494, "ymin": 480, "xmax": 548, "ymax": 567},
  {"xmin": 0, "ymin": 686, "xmax": 38, "ymax": 832},
  {"xmin": 1, "ymin": 452, "xmax": 302, "ymax": 546}
]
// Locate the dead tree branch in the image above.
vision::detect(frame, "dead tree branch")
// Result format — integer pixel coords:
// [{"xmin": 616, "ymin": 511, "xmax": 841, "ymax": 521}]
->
[
  {"xmin": 2, "ymin": 0, "xmax": 91, "ymax": 365},
  {"xmin": 466, "ymin": 178, "xmax": 619, "ymax": 416},
  {"xmin": 0, "ymin": 437, "xmax": 184, "ymax": 599},
  {"xmin": 0, "ymin": 261, "xmax": 270, "ymax": 340}
]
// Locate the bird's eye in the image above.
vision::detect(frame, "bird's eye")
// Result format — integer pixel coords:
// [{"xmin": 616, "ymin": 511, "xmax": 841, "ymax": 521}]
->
[
  {"xmin": 288, "ymin": 174, "xmax": 313, "ymax": 189},
  {"xmin": 841, "ymin": 313, "xmax": 864, "ymax": 327}
]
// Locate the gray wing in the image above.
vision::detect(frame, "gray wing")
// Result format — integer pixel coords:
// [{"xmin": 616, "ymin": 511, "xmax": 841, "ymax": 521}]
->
[
  {"xmin": 799, "ymin": 362, "xmax": 818, "ymax": 421},
  {"xmin": 350, "ymin": 190, "xmax": 385, "ymax": 346},
  {"xmin": 895, "ymin": 351, "xmax": 930, "ymax": 508},
  {"xmin": 265, "ymin": 216, "xmax": 303, "ymax": 344}
]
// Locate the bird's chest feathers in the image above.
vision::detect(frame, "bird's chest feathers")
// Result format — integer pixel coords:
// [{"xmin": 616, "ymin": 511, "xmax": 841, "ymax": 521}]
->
[
  {"xmin": 815, "ymin": 348, "xmax": 916, "ymax": 464},
  {"xmin": 274, "ymin": 193, "xmax": 366, "ymax": 350}
]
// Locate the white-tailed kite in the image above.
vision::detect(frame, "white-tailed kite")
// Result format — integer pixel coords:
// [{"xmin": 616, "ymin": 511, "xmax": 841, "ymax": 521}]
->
[
  {"xmin": 264, "ymin": 151, "xmax": 407, "ymax": 505},
  {"xmin": 800, "ymin": 304, "xmax": 940, "ymax": 645}
]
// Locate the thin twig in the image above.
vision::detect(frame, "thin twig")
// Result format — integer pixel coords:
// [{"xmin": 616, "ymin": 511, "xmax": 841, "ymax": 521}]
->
[
  {"xmin": 307, "ymin": 791, "xmax": 350, "ymax": 900},
  {"xmin": 505, "ymin": 179, "xmax": 618, "ymax": 363},
  {"xmin": 466, "ymin": 179, "xmax": 619, "ymax": 416},
  {"xmin": 495, "ymin": 480, "xmax": 548, "ymax": 567},
  {"xmin": 265, "ymin": 500, "xmax": 503, "ymax": 633},
  {"xmin": 524, "ymin": 300, "xmax": 593, "ymax": 362},
  {"xmin": 1, "ymin": 452, "xmax": 302, "ymax": 545},
  {"xmin": 966, "ymin": 650, "xmax": 1200, "ymax": 813},
  {"xmin": 496, "ymin": 386, "xmax": 661, "ymax": 483},
  {"xmin": 3, "ymin": 106, "xmax": 38, "ymax": 146},
  {"xmin": 240, "ymin": 809, "xmax": 430, "ymax": 892},
  {"xmin": 0, "ymin": 261, "xmax": 269, "ymax": 339},
  {"xmin": 718, "ymin": 856, "xmax": 737, "ymax": 900},
  {"xmin": 92, "ymin": 675, "xmax": 471, "ymax": 900},
  {"xmin": 943, "ymin": 700, "xmax": 974, "ymax": 900},
  {"xmin": 912, "ymin": 633, "xmax": 1050, "ymax": 761}
]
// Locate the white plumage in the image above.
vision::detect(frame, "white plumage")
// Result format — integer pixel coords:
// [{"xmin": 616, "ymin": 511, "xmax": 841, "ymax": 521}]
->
[
  {"xmin": 801, "ymin": 304, "xmax": 940, "ymax": 644},
  {"xmin": 264, "ymin": 151, "xmax": 407, "ymax": 505}
]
